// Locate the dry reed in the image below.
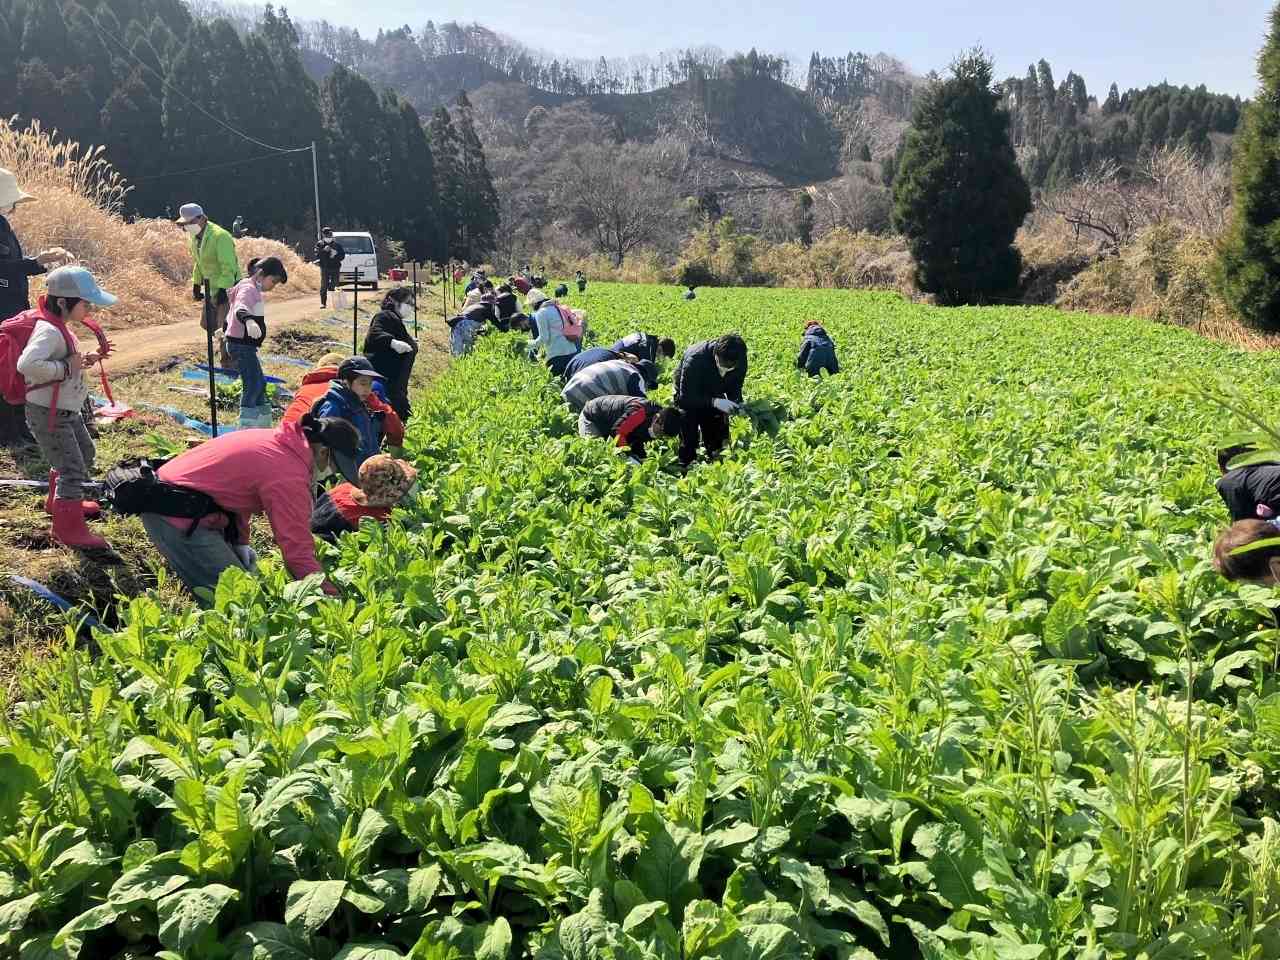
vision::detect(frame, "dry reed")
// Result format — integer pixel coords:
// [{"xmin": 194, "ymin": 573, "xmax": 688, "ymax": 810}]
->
[{"xmin": 0, "ymin": 119, "xmax": 319, "ymax": 330}]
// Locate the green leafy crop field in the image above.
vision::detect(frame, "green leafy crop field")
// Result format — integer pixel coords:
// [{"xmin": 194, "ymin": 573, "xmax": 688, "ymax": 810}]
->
[{"xmin": 5, "ymin": 284, "xmax": 1280, "ymax": 959}]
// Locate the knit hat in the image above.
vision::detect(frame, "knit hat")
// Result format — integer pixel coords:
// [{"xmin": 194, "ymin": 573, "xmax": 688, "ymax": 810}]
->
[
  {"xmin": 316, "ymin": 352, "xmax": 346, "ymax": 370},
  {"xmin": 526, "ymin": 288, "xmax": 549, "ymax": 308},
  {"xmin": 352, "ymin": 454, "xmax": 418, "ymax": 508}
]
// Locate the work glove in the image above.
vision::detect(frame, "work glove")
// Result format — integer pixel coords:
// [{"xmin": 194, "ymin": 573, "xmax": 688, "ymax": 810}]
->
[
  {"xmin": 390, "ymin": 339, "xmax": 414, "ymax": 354},
  {"xmin": 625, "ymin": 455, "xmax": 642, "ymax": 467},
  {"xmin": 215, "ymin": 288, "xmax": 229, "ymax": 307},
  {"xmin": 245, "ymin": 319, "xmax": 263, "ymax": 340},
  {"xmin": 712, "ymin": 398, "xmax": 739, "ymax": 415},
  {"xmin": 192, "ymin": 285, "xmax": 203, "ymax": 302},
  {"xmin": 233, "ymin": 544, "xmax": 258, "ymax": 570}
]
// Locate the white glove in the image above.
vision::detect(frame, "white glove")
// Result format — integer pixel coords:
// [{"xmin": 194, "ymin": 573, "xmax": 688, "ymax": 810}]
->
[
  {"xmin": 391, "ymin": 339, "xmax": 414, "ymax": 354},
  {"xmin": 233, "ymin": 545, "xmax": 258, "ymax": 570},
  {"xmin": 625, "ymin": 456, "xmax": 642, "ymax": 466},
  {"xmin": 712, "ymin": 398, "xmax": 739, "ymax": 415},
  {"xmin": 245, "ymin": 319, "xmax": 263, "ymax": 340}
]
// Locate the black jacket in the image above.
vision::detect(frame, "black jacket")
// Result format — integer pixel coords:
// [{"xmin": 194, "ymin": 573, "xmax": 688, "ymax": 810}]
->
[
  {"xmin": 1218, "ymin": 463, "xmax": 1280, "ymax": 521},
  {"xmin": 315, "ymin": 238, "xmax": 345, "ymax": 271},
  {"xmin": 674, "ymin": 339, "xmax": 745, "ymax": 412},
  {"xmin": 495, "ymin": 291, "xmax": 519, "ymax": 320},
  {"xmin": 612, "ymin": 332, "xmax": 660, "ymax": 363},
  {"xmin": 362, "ymin": 307, "xmax": 417, "ymax": 419},
  {"xmin": 580, "ymin": 396, "xmax": 659, "ymax": 457},
  {"xmin": 0, "ymin": 214, "xmax": 43, "ymax": 322}
]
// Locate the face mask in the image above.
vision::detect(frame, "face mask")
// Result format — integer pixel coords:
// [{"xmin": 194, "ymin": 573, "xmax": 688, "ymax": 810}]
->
[
  {"xmin": 716, "ymin": 362, "xmax": 735, "ymax": 377},
  {"xmin": 183, "ymin": 223, "xmax": 201, "ymax": 236},
  {"xmin": 398, "ymin": 302, "xmax": 413, "ymax": 319}
]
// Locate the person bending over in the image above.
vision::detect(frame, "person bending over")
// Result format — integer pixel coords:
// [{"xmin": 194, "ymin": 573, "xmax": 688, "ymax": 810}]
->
[
  {"xmin": 611, "ymin": 332, "xmax": 676, "ymax": 365},
  {"xmin": 578, "ymin": 395, "xmax": 682, "ymax": 462},
  {"xmin": 673, "ymin": 333, "xmax": 747, "ymax": 467},
  {"xmin": 796, "ymin": 320, "xmax": 839, "ymax": 378}
]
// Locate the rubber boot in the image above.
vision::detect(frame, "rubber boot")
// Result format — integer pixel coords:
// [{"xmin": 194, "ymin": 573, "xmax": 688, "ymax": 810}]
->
[
  {"xmin": 51, "ymin": 498, "xmax": 110, "ymax": 551},
  {"xmin": 45, "ymin": 471, "xmax": 101, "ymax": 519}
]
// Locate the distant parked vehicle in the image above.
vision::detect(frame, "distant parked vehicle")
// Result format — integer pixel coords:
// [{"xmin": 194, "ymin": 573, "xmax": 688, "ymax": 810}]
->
[{"xmin": 332, "ymin": 231, "xmax": 379, "ymax": 290}]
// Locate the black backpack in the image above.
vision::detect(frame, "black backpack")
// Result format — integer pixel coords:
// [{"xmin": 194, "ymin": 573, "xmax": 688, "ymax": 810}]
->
[{"xmin": 103, "ymin": 457, "xmax": 239, "ymax": 540}]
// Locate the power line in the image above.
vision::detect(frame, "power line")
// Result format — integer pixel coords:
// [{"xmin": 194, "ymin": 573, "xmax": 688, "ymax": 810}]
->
[
  {"xmin": 89, "ymin": 9, "xmax": 303, "ymax": 155},
  {"xmin": 129, "ymin": 148, "xmax": 311, "ymax": 183}
]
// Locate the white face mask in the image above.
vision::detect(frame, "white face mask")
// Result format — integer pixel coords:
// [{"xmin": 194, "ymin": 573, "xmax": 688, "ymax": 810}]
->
[
  {"xmin": 716, "ymin": 361, "xmax": 735, "ymax": 377},
  {"xmin": 183, "ymin": 223, "xmax": 201, "ymax": 236},
  {"xmin": 398, "ymin": 302, "xmax": 414, "ymax": 319}
]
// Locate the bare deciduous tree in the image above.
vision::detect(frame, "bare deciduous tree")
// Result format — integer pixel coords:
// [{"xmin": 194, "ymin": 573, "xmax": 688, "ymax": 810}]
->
[
  {"xmin": 554, "ymin": 142, "xmax": 686, "ymax": 265},
  {"xmin": 1043, "ymin": 145, "xmax": 1230, "ymax": 253}
]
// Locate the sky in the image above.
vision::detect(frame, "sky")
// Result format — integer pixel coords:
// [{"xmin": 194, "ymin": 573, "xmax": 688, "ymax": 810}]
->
[{"xmin": 287, "ymin": 0, "xmax": 1271, "ymax": 98}]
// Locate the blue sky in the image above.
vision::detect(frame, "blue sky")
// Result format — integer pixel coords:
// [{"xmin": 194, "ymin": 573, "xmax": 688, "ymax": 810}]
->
[{"xmin": 290, "ymin": 0, "xmax": 1271, "ymax": 98}]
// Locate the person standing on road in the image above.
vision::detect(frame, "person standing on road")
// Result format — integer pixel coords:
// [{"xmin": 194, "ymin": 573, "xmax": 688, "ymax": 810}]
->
[
  {"xmin": 363, "ymin": 288, "xmax": 418, "ymax": 422},
  {"xmin": 0, "ymin": 168, "xmax": 73, "ymax": 445},
  {"xmin": 15, "ymin": 267, "xmax": 118, "ymax": 552},
  {"xmin": 177, "ymin": 202, "xmax": 240, "ymax": 368},
  {"xmin": 674, "ymin": 333, "xmax": 748, "ymax": 468},
  {"xmin": 315, "ymin": 227, "xmax": 345, "ymax": 308},
  {"xmin": 225, "ymin": 257, "xmax": 288, "ymax": 428}
]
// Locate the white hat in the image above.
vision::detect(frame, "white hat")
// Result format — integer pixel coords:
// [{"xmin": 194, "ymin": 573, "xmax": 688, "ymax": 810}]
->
[
  {"xmin": 0, "ymin": 168, "xmax": 36, "ymax": 210},
  {"xmin": 526, "ymin": 287, "xmax": 549, "ymax": 308},
  {"xmin": 175, "ymin": 202, "xmax": 205, "ymax": 225}
]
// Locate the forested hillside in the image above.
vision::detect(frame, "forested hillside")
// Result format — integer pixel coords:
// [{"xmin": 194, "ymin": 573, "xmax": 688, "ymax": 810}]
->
[{"xmin": 0, "ymin": 0, "xmax": 499, "ymax": 262}]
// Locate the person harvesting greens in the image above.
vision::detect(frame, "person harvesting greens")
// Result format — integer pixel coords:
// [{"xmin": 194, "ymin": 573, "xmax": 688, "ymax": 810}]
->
[
  {"xmin": 363, "ymin": 288, "xmax": 418, "ymax": 422},
  {"xmin": 674, "ymin": 333, "xmax": 748, "ymax": 467}
]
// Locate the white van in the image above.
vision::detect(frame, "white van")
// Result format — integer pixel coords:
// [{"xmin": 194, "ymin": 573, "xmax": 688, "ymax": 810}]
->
[{"xmin": 331, "ymin": 231, "xmax": 379, "ymax": 289}]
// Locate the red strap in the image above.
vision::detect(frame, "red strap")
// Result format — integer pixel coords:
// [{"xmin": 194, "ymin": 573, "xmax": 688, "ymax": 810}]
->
[
  {"xmin": 97, "ymin": 360, "xmax": 114, "ymax": 405},
  {"xmin": 615, "ymin": 407, "xmax": 647, "ymax": 448}
]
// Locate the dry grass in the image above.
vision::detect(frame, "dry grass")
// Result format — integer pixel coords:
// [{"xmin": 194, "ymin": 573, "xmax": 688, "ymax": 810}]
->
[{"xmin": 1, "ymin": 119, "xmax": 320, "ymax": 330}]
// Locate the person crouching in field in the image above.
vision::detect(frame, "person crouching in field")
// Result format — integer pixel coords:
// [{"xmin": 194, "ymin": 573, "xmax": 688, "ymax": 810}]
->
[
  {"xmin": 310, "ymin": 356, "xmax": 398, "ymax": 477},
  {"xmin": 1216, "ymin": 444, "xmax": 1280, "ymax": 521},
  {"xmin": 311, "ymin": 453, "xmax": 418, "ymax": 540},
  {"xmin": 796, "ymin": 321, "xmax": 839, "ymax": 377},
  {"xmin": 139, "ymin": 413, "xmax": 360, "ymax": 600},
  {"xmin": 611, "ymin": 331, "xmax": 676, "ymax": 365},
  {"xmin": 674, "ymin": 333, "xmax": 747, "ymax": 467},
  {"xmin": 225, "ymin": 256, "xmax": 287, "ymax": 428},
  {"xmin": 363, "ymin": 288, "xmax": 417, "ymax": 422},
  {"xmin": 578, "ymin": 395, "xmax": 682, "ymax": 462},
  {"xmin": 14, "ymin": 266, "xmax": 117, "ymax": 551},
  {"xmin": 562, "ymin": 357, "xmax": 651, "ymax": 413},
  {"xmin": 1213, "ymin": 518, "xmax": 1280, "ymax": 584}
]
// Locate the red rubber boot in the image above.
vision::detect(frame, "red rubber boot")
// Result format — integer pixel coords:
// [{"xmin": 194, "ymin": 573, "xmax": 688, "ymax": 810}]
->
[
  {"xmin": 45, "ymin": 470, "xmax": 101, "ymax": 519},
  {"xmin": 51, "ymin": 498, "xmax": 110, "ymax": 551}
]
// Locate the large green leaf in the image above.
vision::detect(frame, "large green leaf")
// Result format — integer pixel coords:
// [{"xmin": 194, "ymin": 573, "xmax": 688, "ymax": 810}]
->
[
  {"xmin": 285, "ymin": 879, "xmax": 345, "ymax": 936},
  {"xmin": 157, "ymin": 883, "xmax": 239, "ymax": 952}
]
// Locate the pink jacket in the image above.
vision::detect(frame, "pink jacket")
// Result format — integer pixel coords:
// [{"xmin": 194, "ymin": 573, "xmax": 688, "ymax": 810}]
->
[{"xmin": 157, "ymin": 420, "xmax": 321, "ymax": 580}]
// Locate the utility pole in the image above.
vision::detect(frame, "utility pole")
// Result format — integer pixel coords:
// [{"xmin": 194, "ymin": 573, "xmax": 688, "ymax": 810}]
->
[{"xmin": 311, "ymin": 142, "xmax": 322, "ymax": 240}]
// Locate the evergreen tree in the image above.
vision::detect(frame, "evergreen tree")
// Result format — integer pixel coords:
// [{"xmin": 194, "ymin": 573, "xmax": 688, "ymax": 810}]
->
[
  {"xmin": 450, "ymin": 91, "xmax": 499, "ymax": 260},
  {"xmin": 100, "ymin": 67, "xmax": 164, "ymax": 207},
  {"xmin": 428, "ymin": 105, "xmax": 461, "ymax": 259},
  {"xmin": 319, "ymin": 65, "xmax": 387, "ymax": 228},
  {"xmin": 1216, "ymin": 4, "xmax": 1280, "ymax": 330},
  {"xmin": 892, "ymin": 50, "xmax": 1031, "ymax": 305},
  {"xmin": 1103, "ymin": 82, "xmax": 1121, "ymax": 114},
  {"xmin": 396, "ymin": 99, "xmax": 438, "ymax": 261}
]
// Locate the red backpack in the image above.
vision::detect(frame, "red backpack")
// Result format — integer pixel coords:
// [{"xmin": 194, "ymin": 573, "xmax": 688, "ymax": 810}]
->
[
  {"xmin": 0, "ymin": 305, "xmax": 74, "ymax": 406},
  {"xmin": 557, "ymin": 304, "xmax": 585, "ymax": 339}
]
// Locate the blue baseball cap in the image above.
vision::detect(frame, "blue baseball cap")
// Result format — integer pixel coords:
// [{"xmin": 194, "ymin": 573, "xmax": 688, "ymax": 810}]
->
[{"xmin": 44, "ymin": 266, "xmax": 117, "ymax": 307}]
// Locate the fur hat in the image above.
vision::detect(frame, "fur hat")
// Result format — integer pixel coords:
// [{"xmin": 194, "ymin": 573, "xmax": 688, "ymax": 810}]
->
[{"xmin": 352, "ymin": 454, "xmax": 418, "ymax": 508}]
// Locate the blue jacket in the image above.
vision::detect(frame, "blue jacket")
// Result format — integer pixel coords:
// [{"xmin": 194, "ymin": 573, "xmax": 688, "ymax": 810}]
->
[
  {"xmin": 797, "ymin": 326, "xmax": 839, "ymax": 377},
  {"xmin": 562, "ymin": 347, "xmax": 621, "ymax": 381},
  {"xmin": 311, "ymin": 381, "xmax": 382, "ymax": 467}
]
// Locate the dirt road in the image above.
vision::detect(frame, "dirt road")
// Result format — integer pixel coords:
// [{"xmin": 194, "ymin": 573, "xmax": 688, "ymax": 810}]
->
[{"xmin": 102, "ymin": 296, "xmax": 333, "ymax": 374}]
